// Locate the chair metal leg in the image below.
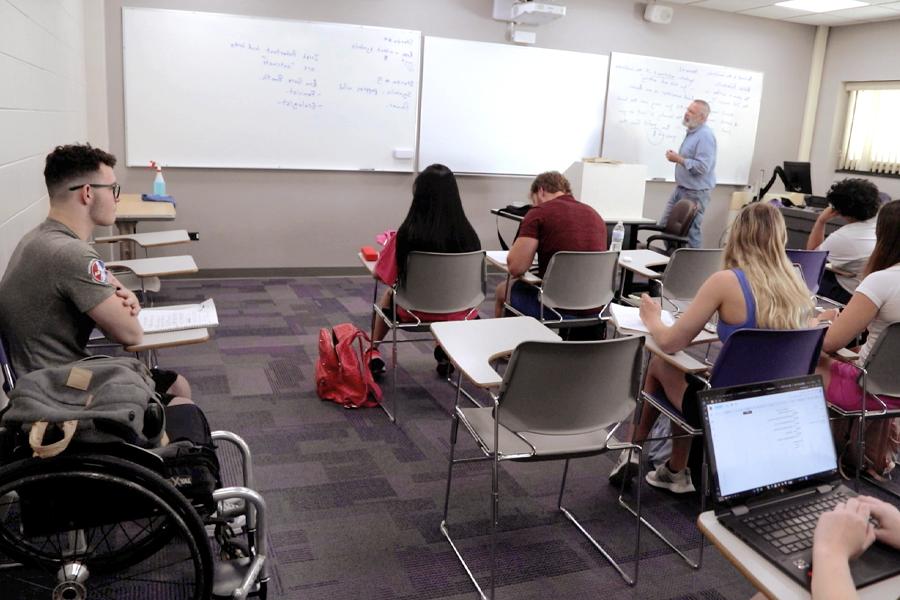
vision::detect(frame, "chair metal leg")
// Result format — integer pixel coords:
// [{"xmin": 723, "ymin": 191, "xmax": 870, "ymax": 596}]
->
[
  {"xmin": 558, "ymin": 450, "xmax": 642, "ymax": 585},
  {"xmin": 617, "ymin": 444, "xmax": 703, "ymax": 570}
]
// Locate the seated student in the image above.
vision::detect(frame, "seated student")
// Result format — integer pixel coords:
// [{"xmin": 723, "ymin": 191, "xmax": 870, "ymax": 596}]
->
[
  {"xmin": 493, "ymin": 171, "xmax": 607, "ymax": 319},
  {"xmin": 609, "ymin": 202, "xmax": 814, "ymax": 493},
  {"xmin": 815, "ymin": 199, "xmax": 900, "ymax": 480},
  {"xmin": 0, "ymin": 144, "xmax": 198, "ymax": 441},
  {"xmin": 810, "ymin": 496, "xmax": 900, "ymax": 600},
  {"xmin": 368, "ymin": 164, "xmax": 481, "ymax": 377},
  {"xmin": 808, "ymin": 178, "xmax": 880, "ymax": 306}
]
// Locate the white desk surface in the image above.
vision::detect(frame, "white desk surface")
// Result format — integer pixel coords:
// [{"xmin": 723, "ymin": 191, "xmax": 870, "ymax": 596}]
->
[
  {"xmin": 115, "ymin": 194, "xmax": 176, "ymax": 221},
  {"xmin": 126, "ymin": 328, "xmax": 210, "ymax": 353},
  {"xmin": 620, "ymin": 249, "xmax": 669, "ymax": 279},
  {"xmin": 698, "ymin": 510, "xmax": 900, "ymax": 600},
  {"xmin": 485, "ymin": 251, "xmax": 541, "ymax": 284},
  {"xmin": 107, "ymin": 255, "xmax": 198, "ymax": 277},
  {"xmin": 825, "ymin": 261, "xmax": 855, "ymax": 278},
  {"xmin": 95, "ymin": 229, "xmax": 190, "ymax": 248},
  {"xmin": 431, "ymin": 317, "xmax": 561, "ymax": 388},
  {"xmin": 357, "ymin": 251, "xmax": 377, "ymax": 275}
]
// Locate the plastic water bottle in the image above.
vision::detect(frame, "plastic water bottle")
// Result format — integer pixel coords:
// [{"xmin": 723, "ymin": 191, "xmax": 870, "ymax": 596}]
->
[
  {"xmin": 151, "ymin": 161, "xmax": 166, "ymax": 196},
  {"xmin": 610, "ymin": 221, "xmax": 625, "ymax": 253}
]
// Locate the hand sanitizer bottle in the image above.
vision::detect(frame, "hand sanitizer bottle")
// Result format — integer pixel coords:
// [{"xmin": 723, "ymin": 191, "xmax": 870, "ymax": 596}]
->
[
  {"xmin": 610, "ymin": 221, "xmax": 625, "ymax": 253},
  {"xmin": 151, "ymin": 161, "xmax": 166, "ymax": 196}
]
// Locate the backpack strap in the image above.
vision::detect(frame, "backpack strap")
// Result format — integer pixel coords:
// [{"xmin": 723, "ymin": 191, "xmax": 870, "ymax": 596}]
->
[{"xmin": 29, "ymin": 420, "xmax": 77, "ymax": 458}]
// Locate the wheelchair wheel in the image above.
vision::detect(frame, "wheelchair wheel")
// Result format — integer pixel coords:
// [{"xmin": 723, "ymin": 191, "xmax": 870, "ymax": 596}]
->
[{"xmin": 0, "ymin": 453, "xmax": 213, "ymax": 599}]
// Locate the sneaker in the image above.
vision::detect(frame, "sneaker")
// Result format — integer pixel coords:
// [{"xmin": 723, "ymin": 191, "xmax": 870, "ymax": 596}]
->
[
  {"xmin": 608, "ymin": 450, "xmax": 640, "ymax": 487},
  {"xmin": 645, "ymin": 462, "xmax": 695, "ymax": 494},
  {"xmin": 434, "ymin": 346, "xmax": 455, "ymax": 379},
  {"xmin": 367, "ymin": 348, "xmax": 386, "ymax": 376}
]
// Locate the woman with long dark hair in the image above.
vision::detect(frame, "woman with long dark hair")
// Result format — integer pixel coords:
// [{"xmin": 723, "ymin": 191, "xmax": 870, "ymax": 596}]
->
[
  {"xmin": 369, "ymin": 164, "xmax": 481, "ymax": 375},
  {"xmin": 816, "ymin": 199, "xmax": 900, "ymax": 480}
]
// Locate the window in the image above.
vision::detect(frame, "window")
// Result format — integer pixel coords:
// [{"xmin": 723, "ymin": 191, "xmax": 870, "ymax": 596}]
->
[{"xmin": 839, "ymin": 82, "xmax": 900, "ymax": 176}]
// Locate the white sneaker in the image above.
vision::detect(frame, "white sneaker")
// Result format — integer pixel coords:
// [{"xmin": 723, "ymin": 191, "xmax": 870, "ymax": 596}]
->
[
  {"xmin": 608, "ymin": 450, "xmax": 640, "ymax": 487},
  {"xmin": 646, "ymin": 462, "xmax": 695, "ymax": 494}
]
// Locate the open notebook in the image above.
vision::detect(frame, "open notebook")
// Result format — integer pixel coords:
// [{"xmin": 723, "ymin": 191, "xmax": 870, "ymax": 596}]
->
[
  {"xmin": 138, "ymin": 299, "xmax": 219, "ymax": 334},
  {"xmin": 608, "ymin": 302, "xmax": 674, "ymax": 333}
]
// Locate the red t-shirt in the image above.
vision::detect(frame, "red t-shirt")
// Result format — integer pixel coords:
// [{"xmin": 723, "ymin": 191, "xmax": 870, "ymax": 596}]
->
[{"xmin": 517, "ymin": 195, "xmax": 607, "ymax": 277}]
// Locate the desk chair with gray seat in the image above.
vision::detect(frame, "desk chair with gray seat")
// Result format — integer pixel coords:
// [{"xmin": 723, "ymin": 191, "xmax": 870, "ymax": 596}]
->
[
  {"xmin": 441, "ymin": 336, "xmax": 646, "ymax": 597},
  {"xmin": 634, "ymin": 248, "xmax": 723, "ymax": 316},
  {"xmin": 373, "ymin": 250, "xmax": 486, "ymax": 424},
  {"xmin": 634, "ymin": 198, "xmax": 699, "ymax": 255},
  {"xmin": 828, "ymin": 321, "xmax": 900, "ymax": 497},
  {"xmin": 620, "ymin": 327, "xmax": 827, "ymax": 571},
  {"xmin": 503, "ymin": 251, "xmax": 618, "ymax": 338}
]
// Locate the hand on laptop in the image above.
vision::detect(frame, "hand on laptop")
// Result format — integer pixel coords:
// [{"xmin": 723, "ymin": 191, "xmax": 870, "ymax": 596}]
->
[
  {"xmin": 857, "ymin": 496, "xmax": 900, "ymax": 549},
  {"xmin": 813, "ymin": 498, "xmax": 877, "ymax": 561}
]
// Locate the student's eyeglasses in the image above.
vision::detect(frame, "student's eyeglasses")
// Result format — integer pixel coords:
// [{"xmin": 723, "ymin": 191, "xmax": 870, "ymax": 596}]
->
[{"xmin": 68, "ymin": 182, "xmax": 121, "ymax": 199}]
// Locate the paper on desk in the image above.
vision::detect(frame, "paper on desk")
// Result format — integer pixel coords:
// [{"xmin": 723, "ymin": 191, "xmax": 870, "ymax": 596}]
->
[
  {"xmin": 609, "ymin": 303, "xmax": 674, "ymax": 333},
  {"xmin": 138, "ymin": 299, "xmax": 218, "ymax": 334}
]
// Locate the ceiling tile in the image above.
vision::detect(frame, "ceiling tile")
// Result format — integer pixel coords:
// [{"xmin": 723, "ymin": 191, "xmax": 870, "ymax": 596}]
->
[
  {"xmin": 691, "ymin": 0, "xmax": 770, "ymax": 10},
  {"xmin": 827, "ymin": 4, "xmax": 900, "ymax": 17},
  {"xmin": 787, "ymin": 11, "xmax": 860, "ymax": 24},
  {"xmin": 740, "ymin": 5, "xmax": 810, "ymax": 18}
]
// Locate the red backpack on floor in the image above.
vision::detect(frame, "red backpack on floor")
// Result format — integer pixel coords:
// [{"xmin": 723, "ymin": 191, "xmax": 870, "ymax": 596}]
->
[{"xmin": 316, "ymin": 323, "xmax": 381, "ymax": 408}]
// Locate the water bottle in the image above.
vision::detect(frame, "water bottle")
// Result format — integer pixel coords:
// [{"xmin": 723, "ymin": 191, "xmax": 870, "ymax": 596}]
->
[
  {"xmin": 151, "ymin": 161, "xmax": 166, "ymax": 196},
  {"xmin": 610, "ymin": 221, "xmax": 625, "ymax": 253}
]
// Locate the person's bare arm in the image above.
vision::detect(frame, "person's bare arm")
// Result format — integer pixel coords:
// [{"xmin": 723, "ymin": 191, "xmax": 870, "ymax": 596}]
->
[
  {"xmin": 807, "ymin": 206, "xmax": 837, "ymax": 250},
  {"xmin": 821, "ymin": 292, "xmax": 879, "ymax": 353},
  {"xmin": 507, "ymin": 237, "xmax": 539, "ymax": 278},
  {"xmin": 87, "ymin": 294, "xmax": 143, "ymax": 346},
  {"xmin": 639, "ymin": 271, "xmax": 728, "ymax": 354}
]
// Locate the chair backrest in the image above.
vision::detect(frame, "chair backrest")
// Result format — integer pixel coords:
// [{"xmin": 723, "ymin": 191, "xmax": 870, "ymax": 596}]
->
[
  {"xmin": 497, "ymin": 336, "xmax": 644, "ymax": 435},
  {"xmin": 862, "ymin": 321, "xmax": 900, "ymax": 397},
  {"xmin": 709, "ymin": 327, "xmax": 826, "ymax": 389},
  {"xmin": 395, "ymin": 251, "xmax": 486, "ymax": 314},
  {"xmin": 785, "ymin": 249, "xmax": 829, "ymax": 294},
  {"xmin": 660, "ymin": 248, "xmax": 723, "ymax": 302},
  {"xmin": 540, "ymin": 251, "xmax": 619, "ymax": 311},
  {"xmin": 664, "ymin": 198, "xmax": 700, "ymax": 237}
]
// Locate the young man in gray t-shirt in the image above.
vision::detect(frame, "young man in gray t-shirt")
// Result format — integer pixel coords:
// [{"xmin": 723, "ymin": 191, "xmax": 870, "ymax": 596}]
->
[{"xmin": 0, "ymin": 143, "xmax": 190, "ymax": 404}]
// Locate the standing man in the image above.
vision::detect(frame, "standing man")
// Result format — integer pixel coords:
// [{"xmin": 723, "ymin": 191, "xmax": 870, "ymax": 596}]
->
[{"xmin": 661, "ymin": 99, "xmax": 717, "ymax": 248}]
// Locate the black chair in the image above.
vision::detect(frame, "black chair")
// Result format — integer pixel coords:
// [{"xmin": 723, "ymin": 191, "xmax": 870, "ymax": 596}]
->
[{"xmin": 634, "ymin": 198, "xmax": 699, "ymax": 254}]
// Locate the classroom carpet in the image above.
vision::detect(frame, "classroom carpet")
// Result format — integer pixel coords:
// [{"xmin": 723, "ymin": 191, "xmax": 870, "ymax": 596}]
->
[{"xmin": 19, "ymin": 274, "xmax": 900, "ymax": 599}]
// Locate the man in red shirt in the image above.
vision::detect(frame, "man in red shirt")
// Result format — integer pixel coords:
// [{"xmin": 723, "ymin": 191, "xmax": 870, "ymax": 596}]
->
[{"xmin": 494, "ymin": 171, "xmax": 607, "ymax": 317}]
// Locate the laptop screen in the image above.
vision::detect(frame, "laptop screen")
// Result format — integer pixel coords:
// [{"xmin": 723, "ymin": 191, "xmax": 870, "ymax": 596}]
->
[{"xmin": 701, "ymin": 375, "xmax": 838, "ymax": 502}]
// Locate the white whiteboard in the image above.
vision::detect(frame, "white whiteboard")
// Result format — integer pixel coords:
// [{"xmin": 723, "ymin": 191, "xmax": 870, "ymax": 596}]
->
[
  {"xmin": 602, "ymin": 52, "xmax": 764, "ymax": 185},
  {"xmin": 122, "ymin": 8, "xmax": 421, "ymax": 171},
  {"xmin": 420, "ymin": 37, "xmax": 609, "ymax": 176}
]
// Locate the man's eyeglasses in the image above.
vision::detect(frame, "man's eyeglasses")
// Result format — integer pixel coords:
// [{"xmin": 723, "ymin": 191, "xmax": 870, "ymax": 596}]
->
[{"xmin": 68, "ymin": 182, "xmax": 121, "ymax": 199}]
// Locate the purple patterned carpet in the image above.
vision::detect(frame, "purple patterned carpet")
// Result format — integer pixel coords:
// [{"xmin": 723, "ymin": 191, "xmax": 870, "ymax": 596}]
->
[{"xmin": 124, "ymin": 275, "xmax": 896, "ymax": 599}]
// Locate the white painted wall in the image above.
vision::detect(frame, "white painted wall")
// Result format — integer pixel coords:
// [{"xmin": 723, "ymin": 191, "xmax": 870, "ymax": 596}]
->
[
  {"xmin": 0, "ymin": 0, "xmax": 90, "ymax": 277},
  {"xmin": 93, "ymin": 1, "xmax": 816, "ymax": 268},
  {"xmin": 811, "ymin": 19, "xmax": 900, "ymax": 200}
]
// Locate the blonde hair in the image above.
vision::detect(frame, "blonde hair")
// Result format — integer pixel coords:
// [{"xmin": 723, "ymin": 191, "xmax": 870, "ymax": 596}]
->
[{"xmin": 723, "ymin": 202, "xmax": 813, "ymax": 329}]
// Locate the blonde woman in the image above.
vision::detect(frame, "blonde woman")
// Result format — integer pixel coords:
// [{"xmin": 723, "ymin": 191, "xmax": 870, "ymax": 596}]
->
[{"xmin": 609, "ymin": 202, "xmax": 814, "ymax": 493}]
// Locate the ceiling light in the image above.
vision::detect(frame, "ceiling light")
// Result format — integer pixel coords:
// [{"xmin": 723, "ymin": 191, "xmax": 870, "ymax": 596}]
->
[{"xmin": 775, "ymin": 0, "xmax": 868, "ymax": 12}]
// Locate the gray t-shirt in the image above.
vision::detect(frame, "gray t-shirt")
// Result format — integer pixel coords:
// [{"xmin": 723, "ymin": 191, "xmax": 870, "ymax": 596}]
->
[{"xmin": 0, "ymin": 218, "xmax": 115, "ymax": 375}]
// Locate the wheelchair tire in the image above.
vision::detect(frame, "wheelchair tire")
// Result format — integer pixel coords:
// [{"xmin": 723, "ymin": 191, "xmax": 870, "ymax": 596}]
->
[{"xmin": 0, "ymin": 453, "xmax": 213, "ymax": 600}]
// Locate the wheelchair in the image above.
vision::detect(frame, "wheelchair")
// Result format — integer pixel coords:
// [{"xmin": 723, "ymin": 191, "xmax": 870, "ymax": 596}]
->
[{"xmin": 0, "ymin": 425, "xmax": 269, "ymax": 599}]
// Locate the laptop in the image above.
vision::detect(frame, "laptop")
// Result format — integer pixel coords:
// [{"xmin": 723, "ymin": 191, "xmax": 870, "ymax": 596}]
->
[{"xmin": 700, "ymin": 374, "xmax": 900, "ymax": 589}]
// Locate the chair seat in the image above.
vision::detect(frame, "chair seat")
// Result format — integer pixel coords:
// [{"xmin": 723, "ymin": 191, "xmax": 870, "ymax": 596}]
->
[{"xmin": 459, "ymin": 407, "xmax": 615, "ymax": 459}]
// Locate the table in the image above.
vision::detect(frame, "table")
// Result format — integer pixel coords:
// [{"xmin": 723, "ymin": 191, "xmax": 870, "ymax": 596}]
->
[
  {"xmin": 115, "ymin": 194, "xmax": 177, "ymax": 259},
  {"xmin": 431, "ymin": 317, "xmax": 560, "ymax": 388},
  {"xmin": 125, "ymin": 328, "xmax": 210, "ymax": 353},
  {"xmin": 491, "ymin": 208, "xmax": 655, "ymax": 250},
  {"xmin": 95, "ymin": 229, "xmax": 190, "ymax": 255},
  {"xmin": 698, "ymin": 510, "xmax": 900, "ymax": 600},
  {"xmin": 107, "ymin": 255, "xmax": 198, "ymax": 278}
]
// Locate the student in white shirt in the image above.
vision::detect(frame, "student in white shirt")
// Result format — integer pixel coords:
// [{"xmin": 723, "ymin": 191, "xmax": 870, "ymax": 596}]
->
[
  {"xmin": 815, "ymin": 199, "xmax": 900, "ymax": 479},
  {"xmin": 808, "ymin": 178, "xmax": 880, "ymax": 305}
]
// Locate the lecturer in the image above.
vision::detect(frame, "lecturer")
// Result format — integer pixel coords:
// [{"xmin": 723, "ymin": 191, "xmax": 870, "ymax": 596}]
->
[{"xmin": 660, "ymin": 99, "xmax": 717, "ymax": 248}]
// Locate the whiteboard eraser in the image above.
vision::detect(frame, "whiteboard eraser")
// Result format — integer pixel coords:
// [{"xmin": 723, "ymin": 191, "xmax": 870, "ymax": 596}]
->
[{"xmin": 393, "ymin": 148, "xmax": 414, "ymax": 159}]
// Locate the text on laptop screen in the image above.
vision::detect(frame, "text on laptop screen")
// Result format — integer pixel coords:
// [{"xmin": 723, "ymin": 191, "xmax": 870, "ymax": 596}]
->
[{"xmin": 705, "ymin": 384, "xmax": 837, "ymax": 499}]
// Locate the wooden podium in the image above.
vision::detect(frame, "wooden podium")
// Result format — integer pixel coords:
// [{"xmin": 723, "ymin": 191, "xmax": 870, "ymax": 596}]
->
[{"xmin": 563, "ymin": 160, "xmax": 648, "ymax": 222}]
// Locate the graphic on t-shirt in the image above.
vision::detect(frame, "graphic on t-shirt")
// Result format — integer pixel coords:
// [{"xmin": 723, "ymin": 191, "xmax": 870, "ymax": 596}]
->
[{"xmin": 88, "ymin": 259, "xmax": 108, "ymax": 284}]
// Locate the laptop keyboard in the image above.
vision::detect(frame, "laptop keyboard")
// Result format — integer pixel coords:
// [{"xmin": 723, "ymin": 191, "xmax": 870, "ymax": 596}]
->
[{"xmin": 741, "ymin": 491, "xmax": 850, "ymax": 555}]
